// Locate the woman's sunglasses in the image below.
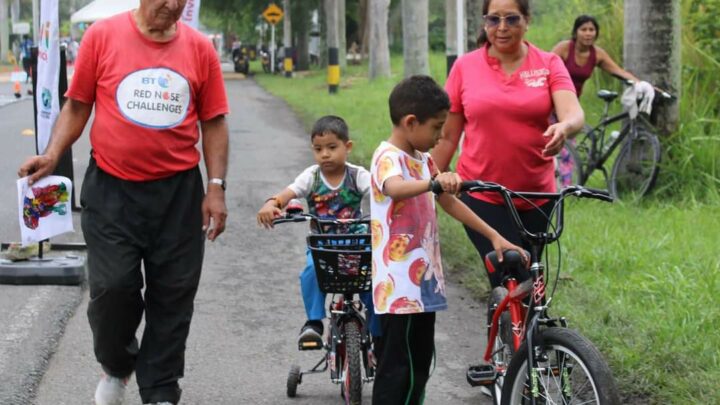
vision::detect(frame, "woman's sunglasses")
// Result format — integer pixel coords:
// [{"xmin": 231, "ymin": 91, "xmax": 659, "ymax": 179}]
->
[{"xmin": 483, "ymin": 14, "xmax": 523, "ymax": 28}]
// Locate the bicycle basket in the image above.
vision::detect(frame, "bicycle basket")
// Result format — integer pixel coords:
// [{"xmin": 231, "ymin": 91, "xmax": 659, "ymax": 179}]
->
[{"xmin": 307, "ymin": 233, "xmax": 372, "ymax": 294}]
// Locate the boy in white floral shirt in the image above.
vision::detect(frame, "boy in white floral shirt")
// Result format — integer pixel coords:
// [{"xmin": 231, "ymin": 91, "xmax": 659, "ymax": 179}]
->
[{"xmin": 370, "ymin": 76, "xmax": 525, "ymax": 404}]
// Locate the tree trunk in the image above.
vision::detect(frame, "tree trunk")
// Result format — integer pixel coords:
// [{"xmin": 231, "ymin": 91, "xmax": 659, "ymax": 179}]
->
[
  {"xmin": 359, "ymin": 0, "xmax": 369, "ymax": 58},
  {"xmin": 465, "ymin": 0, "xmax": 481, "ymax": 50},
  {"xmin": 293, "ymin": 2, "xmax": 310, "ymax": 71},
  {"xmin": 325, "ymin": 0, "xmax": 339, "ymax": 51},
  {"xmin": 338, "ymin": 0, "xmax": 346, "ymax": 69},
  {"xmin": 1, "ymin": 0, "xmax": 9, "ymax": 64},
  {"xmin": 401, "ymin": 0, "xmax": 429, "ymax": 77},
  {"xmin": 445, "ymin": 0, "xmax": 458, "ymax": 75},
  {"xmin": 283, "ymin": 0, "xmax": 293, "ymax": 76},
  {"xmin": 623, "ymin": 0, "xmax": 681, "ymax": 135},
  {"xmin": 368, "ymin": 0, "xmax": 391, "ymax": 79}
]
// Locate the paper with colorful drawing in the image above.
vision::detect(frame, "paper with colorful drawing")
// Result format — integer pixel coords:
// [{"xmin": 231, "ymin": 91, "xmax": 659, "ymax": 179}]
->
[{"xmin": 17, "ymin": 176, "xmax": 74, "ymax": 246}]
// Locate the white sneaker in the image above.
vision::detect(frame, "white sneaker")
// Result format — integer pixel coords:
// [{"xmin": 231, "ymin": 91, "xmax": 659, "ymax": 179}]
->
[
  {"xmin": 146, "ymin": 403, "xmax": 174, "ymax": 405},
  {"xmin": 94, "ymin": 373, "xmax": 128, "ymax": 405}
]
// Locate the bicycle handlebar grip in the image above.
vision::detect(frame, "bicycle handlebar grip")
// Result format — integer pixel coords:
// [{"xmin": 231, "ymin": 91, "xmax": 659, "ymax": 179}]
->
[
  {"xmin": 430, "ymin": 180, "xmax": 445, "ymax": 195},
  {"xmin": 582, "ymin": 187, "xmax": 614, "ymax": 202}
]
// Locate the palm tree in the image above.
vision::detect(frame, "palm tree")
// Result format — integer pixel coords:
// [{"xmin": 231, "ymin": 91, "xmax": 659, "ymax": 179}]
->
[
  {"xmin": 368, "ymin": 0, "xmax": 390, "ymax": 79},
  {"xmin": 401, "ymin": 0, "xmax": 429, "ymax": 77},
  {"xmin": 624, "ymin": 0, "xmax": 681, "ymax": 135}
]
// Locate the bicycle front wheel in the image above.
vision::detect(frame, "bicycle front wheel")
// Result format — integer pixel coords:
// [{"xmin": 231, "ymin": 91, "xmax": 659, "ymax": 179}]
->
[
  {"xmin": 609, "ymin": 126, "xmax": 661, "ymax": 200},
  {"xmin": 501, "ymin": 328, "xmax": 620, "ymax": 405},
  {"xmin": 342, "ymin": 320, "xmax": 363, "ymax": 405}
]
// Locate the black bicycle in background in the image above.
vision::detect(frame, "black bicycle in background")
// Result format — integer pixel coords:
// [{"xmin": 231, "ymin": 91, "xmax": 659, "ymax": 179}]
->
[{"xmin": 557, "ymin": 78, "xmax": 675, "ymax": 200}]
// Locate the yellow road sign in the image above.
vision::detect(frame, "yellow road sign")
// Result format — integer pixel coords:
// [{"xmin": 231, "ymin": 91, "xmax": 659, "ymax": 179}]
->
[{"xmin": 262, "ymin": 3, "xmax": 284, "ymax": 25}]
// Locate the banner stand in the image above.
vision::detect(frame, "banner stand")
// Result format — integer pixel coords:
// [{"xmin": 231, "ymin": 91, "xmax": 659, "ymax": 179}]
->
[
  {"xmin": 2, "ymin": 44, "xmax": 87, "ymax": 286},
  {"xmin": 31, "ymin": 45, "xmax": 78, "ymax": 211}
]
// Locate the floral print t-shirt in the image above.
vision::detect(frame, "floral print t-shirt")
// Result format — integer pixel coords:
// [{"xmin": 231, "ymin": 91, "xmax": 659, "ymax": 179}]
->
[{"xmin": 370, "ymin": 141, "xmax": 447, "ymax": 315}]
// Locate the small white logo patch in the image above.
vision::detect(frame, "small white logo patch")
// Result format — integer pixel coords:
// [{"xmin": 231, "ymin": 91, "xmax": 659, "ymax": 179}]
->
[{"xmin": 116, "ymin": 68, "xmax": 191, "ymax": 129}]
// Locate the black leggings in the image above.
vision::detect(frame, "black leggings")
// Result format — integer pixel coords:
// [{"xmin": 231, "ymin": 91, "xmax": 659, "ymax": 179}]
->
[{"xmin": 460, "ymin": 193, "xmax": 554, "ymax": 288}]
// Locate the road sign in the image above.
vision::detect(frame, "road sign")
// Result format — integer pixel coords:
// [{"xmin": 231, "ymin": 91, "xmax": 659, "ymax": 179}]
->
[{"xmin": 262, "ymin": 3, "xmax": 284, "ymax": 25}]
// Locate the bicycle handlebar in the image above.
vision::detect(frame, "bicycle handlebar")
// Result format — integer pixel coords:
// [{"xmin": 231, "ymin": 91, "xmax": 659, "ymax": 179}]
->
[
  {"xmin": 272, "ymin": 212, "xmax": 370, "ymax": 232},
  {"xmin": 612, "ymin": 74, "xmax": 675, "ymax": 101},
  {"xmin": 430, "ymin": 180, "xmax": 613, "ymax": 244}
]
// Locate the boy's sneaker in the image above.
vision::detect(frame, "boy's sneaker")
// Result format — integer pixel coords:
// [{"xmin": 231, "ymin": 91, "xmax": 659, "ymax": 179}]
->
[
  {"xmin": 297, "ymin": 320, "xmax": 324, "ymax": 350},
  {"xmin": 94, "ymin": 373, "xmax": 129, "ymax": 405}
]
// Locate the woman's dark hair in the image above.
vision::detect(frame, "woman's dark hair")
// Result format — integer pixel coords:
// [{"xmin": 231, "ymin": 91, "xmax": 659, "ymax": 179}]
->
[
  {"xmin": 571, "ymin": 15, "xmax": 600, "ymax": 40},
  {"xmin": 476, "ymin": 0, "xmax": 531, "ymax": 47}
]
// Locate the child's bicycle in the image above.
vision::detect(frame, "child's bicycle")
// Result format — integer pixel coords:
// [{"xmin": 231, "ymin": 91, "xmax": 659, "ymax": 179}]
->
[
  {"xmin": 272, "ymin": 208, "xmax": 375, "ymax": 404},
  {"xmin": 432, "ymin": 181, "xmax": 621, "ymax": 405},
  {"xmin": 557, "ymin": 78, "xmax": 675, "ymax": 200}
]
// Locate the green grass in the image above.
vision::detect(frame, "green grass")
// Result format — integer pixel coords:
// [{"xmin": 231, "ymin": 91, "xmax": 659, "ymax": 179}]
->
[{"xmin": 253, "ymin": 56, "xmax": 720, "ymax": 403}]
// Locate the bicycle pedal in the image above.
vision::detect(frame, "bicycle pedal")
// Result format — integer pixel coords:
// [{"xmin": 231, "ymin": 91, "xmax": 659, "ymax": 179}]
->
[
  {"xmin": 466, "ymin": 364, "xmax": 497, "ymax": 387},
  {"xmin": 298, "ymin": 339, "xmax": 324, "ymax": 351}
]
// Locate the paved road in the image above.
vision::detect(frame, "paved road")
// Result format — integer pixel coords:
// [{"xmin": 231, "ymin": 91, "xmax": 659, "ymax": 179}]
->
[{"xmin": 1, "ymin": 79, "xmax": 491, "ymax": 404}]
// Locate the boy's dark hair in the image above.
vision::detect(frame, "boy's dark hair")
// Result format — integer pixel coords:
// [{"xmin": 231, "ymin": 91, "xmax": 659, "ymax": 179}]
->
[
  {"xmin": 571, "ymin": 15, "xmax": 600, "ymax": 40},
  {"xmin": 388, "ymin": 75, "xmax": 450, "ymax": 125},
  {"xmin": 311, "ymin": 115, "xmax": 349, "ymax": 142}
]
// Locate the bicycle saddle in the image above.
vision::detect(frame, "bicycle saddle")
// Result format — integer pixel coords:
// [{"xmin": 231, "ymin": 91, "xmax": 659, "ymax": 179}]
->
[
  {"xmin": 483, "ymin": 250, "xmax": 528, "ymax": 279},
  {"xmin": 596, "ymin": 90, "xmax": 619, "ymax": 102}
]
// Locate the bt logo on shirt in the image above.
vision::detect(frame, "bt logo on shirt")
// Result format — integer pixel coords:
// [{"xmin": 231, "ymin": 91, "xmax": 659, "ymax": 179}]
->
[{"xmin": 141, "ymin": 74, "xmax": 173, "ymax": 89}]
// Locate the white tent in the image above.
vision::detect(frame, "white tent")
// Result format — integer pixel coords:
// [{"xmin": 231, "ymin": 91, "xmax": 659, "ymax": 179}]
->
[{"xmin": 71, "ymin": 0, "xmax": 139, "ymax": 24}]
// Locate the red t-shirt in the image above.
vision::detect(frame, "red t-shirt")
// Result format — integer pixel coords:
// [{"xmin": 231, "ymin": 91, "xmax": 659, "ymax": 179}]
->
[
  {"xmin": 445, "ymin": 42, "xmax": 575, "ymax": 208},
  {"xmin": 67, "ymin": 11, "xmax": 229, "ymax": 181}
]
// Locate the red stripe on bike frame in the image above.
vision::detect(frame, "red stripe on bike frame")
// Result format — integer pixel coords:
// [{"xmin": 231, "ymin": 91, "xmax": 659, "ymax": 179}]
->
[
  {"xmin": 484, "ymin": 256, "xmax": 496, "ymax": 274},
  {"xmin": 507, "ymin": 279, "xmax": 525, "ymax": 352},
  {"xmin": 484, "ymin": 293, "xmax": 512, "ymax": 362}
]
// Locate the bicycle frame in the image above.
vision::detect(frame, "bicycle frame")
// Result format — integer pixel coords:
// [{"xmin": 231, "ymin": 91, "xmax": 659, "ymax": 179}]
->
[
  {"xmin": 447, "ymin": 182, "xmax": 613, "ymax": 405},
  {"xmin": 577, "ymin": 106, "xmax": 655, "ymax": 185}
]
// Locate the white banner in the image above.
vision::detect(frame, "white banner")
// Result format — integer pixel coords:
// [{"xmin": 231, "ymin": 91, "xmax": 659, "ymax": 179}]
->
[
  {"xmin": 36, "ymin": 0, "xmax": 60, "ymax": 155},
  {"xmin": 181, "ymin": 0, "xmax": 201, "ymax": 29}
]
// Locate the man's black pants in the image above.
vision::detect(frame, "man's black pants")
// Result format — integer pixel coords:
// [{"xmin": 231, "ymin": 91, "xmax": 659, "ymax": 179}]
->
[
  {"xmin": 372, "ymin": 312, "xmax": 435, "ymax": 405},
  {"xmin": 81, "ymin": 158, "xmax": 205, "ymax": 404}
]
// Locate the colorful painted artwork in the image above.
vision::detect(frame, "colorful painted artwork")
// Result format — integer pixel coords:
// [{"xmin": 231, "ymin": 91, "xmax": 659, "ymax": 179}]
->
[
  {"xmin": 17, "ymin": 176, "xmax": 74, "ymax": 246},
  {"xmin": 23, "ymin": 183, "xmax": 69, "ymax": 229}
]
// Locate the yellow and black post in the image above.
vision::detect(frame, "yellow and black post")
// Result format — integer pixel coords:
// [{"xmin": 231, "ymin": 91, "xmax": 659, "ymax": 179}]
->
[
  {"xmin": 284, "ymin": 47, "xmax": 293, "ymax": 78},
  {"xmin": 327, "ymin": 47, "xmax": 340, "ymax": 94}
]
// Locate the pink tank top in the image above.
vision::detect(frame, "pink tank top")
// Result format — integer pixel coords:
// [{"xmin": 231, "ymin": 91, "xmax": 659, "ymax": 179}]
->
[{"xmin": 564, "ymin": 40, "xmax": 596, "ymax": 97}]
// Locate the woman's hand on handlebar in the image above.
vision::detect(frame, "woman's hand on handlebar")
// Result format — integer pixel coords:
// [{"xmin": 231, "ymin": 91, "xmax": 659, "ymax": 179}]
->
[
  {"xmin": 257, "ymin": 203, "xmax": 282, "ymax": 229},
  {"xmin": 489, "ymin": 232, "xmax": 529, "ymax": 266},
  {"xmin": 433, "ymin": 172, "xmax": 463, "ymax": 195}
]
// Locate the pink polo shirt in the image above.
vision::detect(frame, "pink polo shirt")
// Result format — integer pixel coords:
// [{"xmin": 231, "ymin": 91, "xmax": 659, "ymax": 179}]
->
[{"xmin": 445, "ymin": 42, "xmax": 575, "ymax": 208}]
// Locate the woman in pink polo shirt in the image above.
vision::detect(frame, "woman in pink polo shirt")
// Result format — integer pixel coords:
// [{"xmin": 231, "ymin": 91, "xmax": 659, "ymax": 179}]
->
[{"xmin": 431, "ymin": 0, "xmax": 584, "ymax": 288}]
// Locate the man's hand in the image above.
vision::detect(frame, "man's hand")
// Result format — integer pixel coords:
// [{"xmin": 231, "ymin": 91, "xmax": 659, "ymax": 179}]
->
[
  {"xmin": 542, "ymin": 122, "xmax": 570, "ymax": 157},
  {"xmin": 202, "ymin": 189, "xmax": 227, "ymax": 241},
  {"xmin": 18, "ymin": 155, "xmax": 59, "ymax": 185}
]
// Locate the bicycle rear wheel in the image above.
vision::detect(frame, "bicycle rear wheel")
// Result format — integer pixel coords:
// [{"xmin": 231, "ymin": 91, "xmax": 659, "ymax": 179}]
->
[
  {"xmin": 609, "ymin": 126, "xmax": 661, "ymax": 200},
  {"xmin": 342, "ymin": 320, "xmax": 363, "ymax": 404},
  {"xmin": 501, "ymin": 327, "xmax": 620, "ymax": 405}
]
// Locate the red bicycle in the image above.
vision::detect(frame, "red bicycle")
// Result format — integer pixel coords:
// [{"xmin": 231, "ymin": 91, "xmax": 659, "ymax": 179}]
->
[{"xmin": 434, "ymin": 181, "xmax": 621, "ymax": 405}]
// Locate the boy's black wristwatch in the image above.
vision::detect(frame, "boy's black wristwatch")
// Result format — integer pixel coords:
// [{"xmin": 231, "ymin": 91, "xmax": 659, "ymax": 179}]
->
[{"xmin": 209, "ymin": 178, "xmax": 226, "ymax": 191}]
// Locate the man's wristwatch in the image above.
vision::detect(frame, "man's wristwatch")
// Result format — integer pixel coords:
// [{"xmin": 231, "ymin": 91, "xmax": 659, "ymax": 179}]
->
[{"xmin": 209, "ymin": 178, "xmax": 226, "ymax": 191}]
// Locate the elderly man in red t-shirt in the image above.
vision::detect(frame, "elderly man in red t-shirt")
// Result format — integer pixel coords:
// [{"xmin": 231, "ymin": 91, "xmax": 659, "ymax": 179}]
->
[{"xmin": 18, "ymin": 1, "xmax": 229, "ymax": 404}]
